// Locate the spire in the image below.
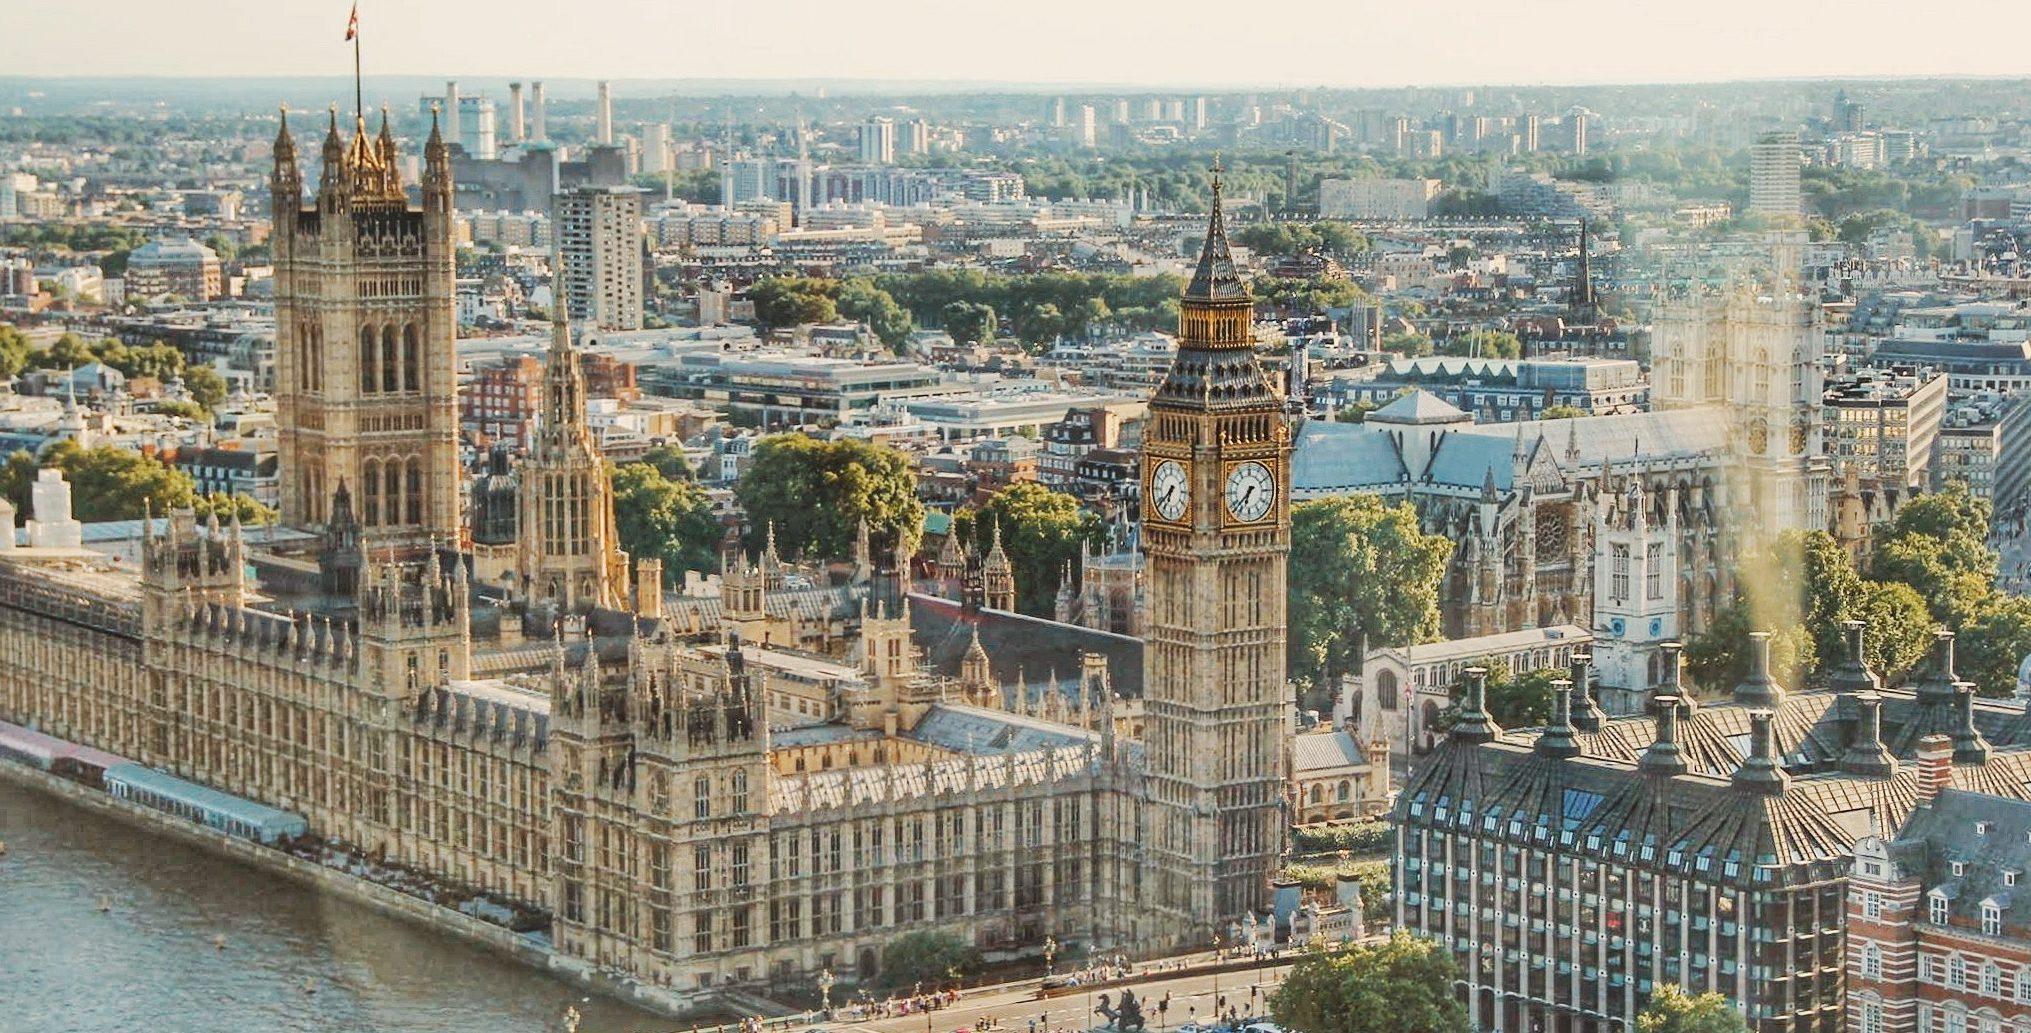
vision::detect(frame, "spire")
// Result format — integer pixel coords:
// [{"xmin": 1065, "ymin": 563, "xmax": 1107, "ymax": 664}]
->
[
  {"xmin": 1638, "ymin": 696, "xmax": 1688, "ymax": 778},
  {"xmin": 319, "ymin": 105, "xmax": 345, "ymax": 195},
  {"xmin": 1730, "ymin": 710, "xmax": 1791, "ymax": 796},
  {"xmin": 272, "ymin": 105, "xmax": 298, "ymax": 176},
  {"xmin": 1534, "ymin": 679, "xmax": 1581, "ymax": 759},
  {"xmin": 1449, "ymin": 667, "xmax": 1500, "ymax": 744},
  {"xmin": 1183, "ymin": 155, "xmax": 1248, "ymax": 305}
]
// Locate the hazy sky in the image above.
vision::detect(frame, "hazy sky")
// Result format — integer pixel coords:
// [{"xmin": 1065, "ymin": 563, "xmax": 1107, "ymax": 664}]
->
[{"xmin": 15, "ymin": 0, "xmax": 2031, "ymax": 87}]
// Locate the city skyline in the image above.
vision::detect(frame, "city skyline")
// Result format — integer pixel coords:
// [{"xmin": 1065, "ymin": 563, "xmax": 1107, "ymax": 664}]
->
[{"xmin": 11, "ymin": 0, "xmax": 2031, "ymax": 88}]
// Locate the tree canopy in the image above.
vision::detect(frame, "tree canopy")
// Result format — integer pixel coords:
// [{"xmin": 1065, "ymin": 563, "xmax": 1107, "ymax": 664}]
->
[
  {"xmin": 611, "ymin": 461, "xmax": 722, "ymax": 583},
  {"xmin": 1267, "ymin": 934, "xmax": 1470, "ymax": 1033},
  {"xmin": 1444, "ymin": 661, "xmax": 1565, "ymax": 728},
  {"xmin": 0, "ymin": 441, "xmax": 199, "ymax": 523},
  {"xmin": 733, "ymin": 435, "xmax": 923, "ymax": 562},
  {"xmin": 951, "ymin": 482, "xmax": 1105, "ymax": 617},
  {"xmin": 1288, "ymin": 494, "xmax": 1454, "ymax": 689},
  {"xmin": 876, "ymin": 930, "xmax": 981, "ymax": 991},
  {"xmin": 1635, "ymin": 986, "xmax": 1750, "ymax": 1033}
]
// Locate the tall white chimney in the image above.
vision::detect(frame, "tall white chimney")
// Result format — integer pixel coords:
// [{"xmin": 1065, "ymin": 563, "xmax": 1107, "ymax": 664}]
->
[
  {"xmin": 531, "ymin": 81, "xmax": 547, "ymax": 142},
  {"xmin": 444, "ymin": 80, "xmax": 461, "ymax": 152},
  {"xmin": 508, "ymin": 82, "xmax": 525, "ymax": 143},
  {"xmin": 596, "ymin": 81, "xmax": 613, "ymax": 145}
]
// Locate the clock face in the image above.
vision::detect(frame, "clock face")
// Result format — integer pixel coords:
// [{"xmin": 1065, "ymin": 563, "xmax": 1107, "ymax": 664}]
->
[
  {"xmin": 1225, "ymin": 461, "xmax": 1276, "ymax": 522},
  {"xmin": 1746, "ymin": 417, "xmax": 1769, "ymax": 456},
  {"xmin": 1150, "ymin": 460, "xmax": 1190, "ymax": 522}
]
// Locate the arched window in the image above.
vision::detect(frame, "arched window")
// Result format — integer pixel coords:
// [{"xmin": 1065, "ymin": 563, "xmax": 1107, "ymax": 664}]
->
[
  {"xmin": 1951, "ymin": 954, "xmax": 1969, "ymax": 990},
  {"xmin": 360, "ymin": 325, "xmax": 378, "ymax": 392},
  {"xmin": 1861, "ymin": 943, "xmax": 1882, "ymax": 979},
  {"xmin": 384, "ymin": 460, "xmax": 401, "ymax": 528},
  {"xmin": 731, "ymin": 770, "xmax": 748, "ymax": 814},
  {"xmin": 1377, "ymin": 669, "xmax": 1399, "ymax": 711},
  {"xmin": 402, "ymin": 323, "xmax": 420, "ymax": 392},
  {"xmin": 692, "ymin": 775, "xmax": 710, "ymax": 819},
  {"xmin": 1307, "ymin": 785, "xmax": 1322, "ymax": 804},
  {"xmin": 2016, "ymin": 965, "xmax": 2031, "ymax": 1002},
  {"xmin": 1986, "ymin": 962, "xmax": 2004, "ymax": 997},
  {"xmin": 406, "ymin": 459, "xmax": 423, "ymax": 526},
  {"xmin": 1337, "ymin": 780, "xmax": 1351, "ymax": 802},
  {"xmin": 381, "ymin": 325, "xmax": 398, "ymax": 393},
  {"xmin": 361, "ymin": 458, "xmax": 381, "ymax": 525}
]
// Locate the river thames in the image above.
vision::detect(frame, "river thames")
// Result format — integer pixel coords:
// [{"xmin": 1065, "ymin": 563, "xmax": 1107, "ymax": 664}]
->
[{"xmin": 0, "ymin": 777, "xmax": 683, "ymax": 1033}]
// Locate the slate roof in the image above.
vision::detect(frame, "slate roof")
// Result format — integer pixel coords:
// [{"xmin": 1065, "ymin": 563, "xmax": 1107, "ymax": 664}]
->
[
  {"xmin": 1892, "ymin": 790, "xmax": 2031, "ymax": 927},
  {"xmin": 1291, "ymin": 421, "xmax": 1409, "ymax": 494},
  {"xmin": 907, "ymin": 702, "xmax": 1097, "ymax": 755},
  {"xmin": 1293, "ymin": 730, "xmax": 1367, "ymax": 774},
  {"xmin": 1367, "ymin": 390, "xmax": 1470, "ymax": 426},
  {"xmin": 1396, "ymin": 648, "xmax": 2031, "ymax": 891},
  {"xmin": 1183, "ymin": 187, "xmax": 1247, "ymax": 304},
  {"xmin": 909, "ymin": 592, "xmax": 1143, "ymax": 699}
]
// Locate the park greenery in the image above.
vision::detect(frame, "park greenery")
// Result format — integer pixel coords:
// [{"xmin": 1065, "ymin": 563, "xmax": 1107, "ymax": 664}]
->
[
  {"xmin": 1266, "ymin": 933, "xmax": 1470, "ymax": 1033},
  {"xmin": 1634, "ymin": 986, "xmax": 1751, "ymax": 1033},
  {"xmin": 1442, "ymin": 661, "xmax": 1569, "ymax": 729},
  {"xmin": 0, "ymin": 327, "xmax": 226, "ymax": 409},
  {"xmin": 733, "ymin": 435, "xmax": 924, "ymax": 563},
  {"xmin": 743, "ymin": 270, "xmax": 1187, "ymax": 351},
  {"xmin": 1688, "ymin": 486, "xmax": 2031, "ymax": 696},
  {"xmin": 1287, "ymin": 494, "xmax": 1454, "ymax": 697},
  {"xmin": 950, "ymin": 482, "xmax": 1105, "ymax": 618}
]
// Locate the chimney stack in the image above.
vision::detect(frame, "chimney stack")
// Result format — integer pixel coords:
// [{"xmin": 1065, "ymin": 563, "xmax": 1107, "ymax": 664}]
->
[
  {"xmin": 1732, "ymin": 630, "xmax": 1785, "ymax": 707},
  {"xmin": 1828, "ymin": 619, "xmax": 1883, "ymax": 699},
  {"xmin": 1730, "ymin": 709, "xmax": 1791, "ymax": 796},
  {"xmin": 1638, "ymin": 695, "xmax": 1688, "ymax": 778},
  {"xmin": 1953, "ymin": 682, "xmax": 1992, "ymax": 765},
  {"xmin": 1840, "ymin": 692, "xmax": 1898, "ymax": 778},
  {"xmin": 508, "ymin": 82, "xmax": 526, "ymax": 143},
  {"xmin": 531, "ymin": 81, "xmax": 547, "ymax": 142},
  {"xmin": 1653, "ymin": 641, "xmax": 1693, "ymax": 713},
  {"xmin": 1570, "ymin": 652, "xmax": 1606, "ymax": 733},
  {"xmin": 1449, "ymin": 667, "xmax": 1501, "ymax": 745},
  {"xmin": 1534, "ymin": 679, "xmax": 1581, "ymax": 759},
  {"xmin": 1913, "ymin": 630, "xmax": 1959, "ymax": 704},
  {"xmin": 596, "ymin": 81, "xmax": 613, "ymax": 145},
  {"xmin": 445, "ymin": 81, "xmax": 461, "ymax": 153},
  {"xmin": 1915, "ymin": 733, "xmax": 1954, "ymax": 807}
]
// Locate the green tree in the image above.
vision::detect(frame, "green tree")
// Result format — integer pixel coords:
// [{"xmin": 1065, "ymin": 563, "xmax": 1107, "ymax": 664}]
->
[
  {"xmin": 1959, "ymin": 596, "xmax": 2031, "ymax": 698},
  {"xmin": 11, "ymin": 441, "xmax": 198, "ymax": 522},
  {"xmin": 1253, "ymin": 276, "xmax": 1369, "ymax": 315},
  {"xmin": 1267, "ymin": 933, "xmax": 1470, "ymax": 1033},
  {"xmin": 1855, "ymin": 579, "xmax": 1939, "ymax": 683},
  {"xmin": 636, "ymin": 444, "xmax": 693, "ymax": 482},
  {"xmin": 1635, "ymin": 985, "xmax": 1749, "ymax": 1033},
  {"xmin": 1288, "ymin": 494, "xmax": 1454, "ymax": 688},
  {"xmin": 610, "ymin": 463, "xmax": 722, "ymax": 581},
  {"xmin": 44, "ymin": 332, "xmax": 96, "ymax": 369},
  {"xmin": 748, "ymin": 276, "xmax": 840, "ymax": 332},
  {"xmin": 1380, "ymin": 330, "xmax": 1433, "ymax": 357},
  {"xmin": 153, "ymin": 400, "xmax": 208, "ymax": 421},
  {"xmin": 1444, "ymin": 661, "xmax": 1563, "ymax": 728},
  {"xmin": 193, "ymin": 491, "xmax": 277, "ymax": 525},
  {"xmin": 1539, "ymin": 405, "xmax": 1584, "ymax": 420},
  {"xmin": 1437, "ymin": 329, "xmax": 1521, "ymax": 360},
  {"xmin": 104, "ymin": 340, "xmax": 186, "ymax": 382},
  {"xmin": 1683, "ymin": 604, "xmax": 1814, "ymax": 694},
  {"xmin": 837, "ymin": 278, "xmax": 914, "ymax": 349},
  {"xmin": 942, "ymin": 300, "xmax": 998, "ymax": 345},
  {"xmin": 734, "ymin": 435, "xmax": 924, "ymax": 562},
  {"xmin": 1335, "ymin": 401, "xmax": 1377, "ymax": 424},
  {"xmin": 1866, "ymin": 483, "xmax": 1998, "ymax": 629},
  {"xmin": 181, "ymin": 365, "xmax": 228, "ymax": 409},
  {"xmin": 1755, "ymin": 530, "xmax": 1868, "ymax": 669},
  {"xmin": 876, "ymin": 930, "xmax": 981, "ymax": 990},
  {"xmin": 952, "ymin": 482, "xmax": 1104, "ymax": 617}
]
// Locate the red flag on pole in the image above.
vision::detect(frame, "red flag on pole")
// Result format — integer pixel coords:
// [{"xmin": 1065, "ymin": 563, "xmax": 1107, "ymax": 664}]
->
[{"xmin": 345, "ymin": 3, "xmax": 358, "ymax": 40}]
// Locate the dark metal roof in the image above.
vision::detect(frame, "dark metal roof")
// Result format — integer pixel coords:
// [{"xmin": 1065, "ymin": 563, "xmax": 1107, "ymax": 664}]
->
[{"xmin": 908, "ymin": 592, "xmax": 1143, "ymax": 699}]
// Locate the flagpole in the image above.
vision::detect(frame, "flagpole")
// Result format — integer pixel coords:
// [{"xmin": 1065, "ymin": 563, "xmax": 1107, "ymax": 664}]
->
[{"xmin": 352, "ymin": 17, "xmax": 363, "ymax": 122}]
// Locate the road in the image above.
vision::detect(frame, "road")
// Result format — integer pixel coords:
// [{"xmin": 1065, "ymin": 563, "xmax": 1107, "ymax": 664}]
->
[{"xmin": 820, "ymin": 956, "xmax": 1296, "ymax": 1033}]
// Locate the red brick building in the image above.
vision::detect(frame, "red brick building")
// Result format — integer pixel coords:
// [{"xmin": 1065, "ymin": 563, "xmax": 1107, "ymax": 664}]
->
[
  {"xmin": 1849, "ymin": 734, "xmax": 2031, "ymax": 1033},
  {"xmin": 463, "ymin": 352, "xmax": 638, "ymax": 448}
]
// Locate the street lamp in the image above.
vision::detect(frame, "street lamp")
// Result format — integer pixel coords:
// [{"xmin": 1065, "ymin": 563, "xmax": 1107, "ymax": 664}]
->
[
  {"xmin": 819, "ymin": 968, "xmax": 836, "ymax": 1019},
  {"xmin": 1210, "ymin": 934, "xmax": 1221, "ymax": 1030},
  {"xmin": 1044, "ymin": 935, "xmax": 1058, "ymax": 977}
]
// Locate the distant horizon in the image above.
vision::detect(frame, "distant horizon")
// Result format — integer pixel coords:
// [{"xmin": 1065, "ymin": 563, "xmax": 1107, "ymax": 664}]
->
[{"xmin": 10, "ymin": 0, "xmax": 2031, "ymax": 89}]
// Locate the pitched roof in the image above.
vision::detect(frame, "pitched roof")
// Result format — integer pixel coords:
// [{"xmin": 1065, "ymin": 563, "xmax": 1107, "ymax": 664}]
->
[
  {"xmin": 1367, "ymin": 389, "xmax": 1470, "ymax": 426},
  {"xmin": 1291, "ymin": 420, "xmax": 1410, "ymax": 494},
  {"xmin": 1293, "ymin": 730, "xmax": 1368, "ymax": 774},
  {"xmin": 1183, "ymin": 181, "xmax": 1247, "ymax": 304},
  {"xmin": 909, "ymin": 592, "xmax": 1143, "ymax": 699}
]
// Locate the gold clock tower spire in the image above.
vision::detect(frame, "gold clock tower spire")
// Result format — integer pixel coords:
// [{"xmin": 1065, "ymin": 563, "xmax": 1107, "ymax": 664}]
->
[{"xmin": 1141, "ymin": 161, "xmax": 1293, "ymax": 939}]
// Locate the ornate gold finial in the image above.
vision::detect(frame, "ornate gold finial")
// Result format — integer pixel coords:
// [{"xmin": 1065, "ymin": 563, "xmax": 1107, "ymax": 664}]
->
[{"xmin": 1211, "ymin": 152, "xmax": 1224, "ymax": 194}]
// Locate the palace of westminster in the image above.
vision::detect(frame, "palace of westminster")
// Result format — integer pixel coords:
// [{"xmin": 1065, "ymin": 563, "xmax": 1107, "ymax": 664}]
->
[{"xmin": 0, "ymin": 106, "xmax": 1299, "ymax": 994}]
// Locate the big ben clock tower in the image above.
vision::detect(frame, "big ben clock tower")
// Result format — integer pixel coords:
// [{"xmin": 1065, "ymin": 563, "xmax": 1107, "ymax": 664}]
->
[{"xmin": 1142, "ymin": 165, "xmax": 1292, "ymax": 939}]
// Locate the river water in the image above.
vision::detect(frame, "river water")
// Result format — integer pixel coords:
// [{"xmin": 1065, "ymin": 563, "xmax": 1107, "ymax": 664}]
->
[{"xmin": 0, "ymin": 777, "xmax": 686, "ymax": 1033}]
